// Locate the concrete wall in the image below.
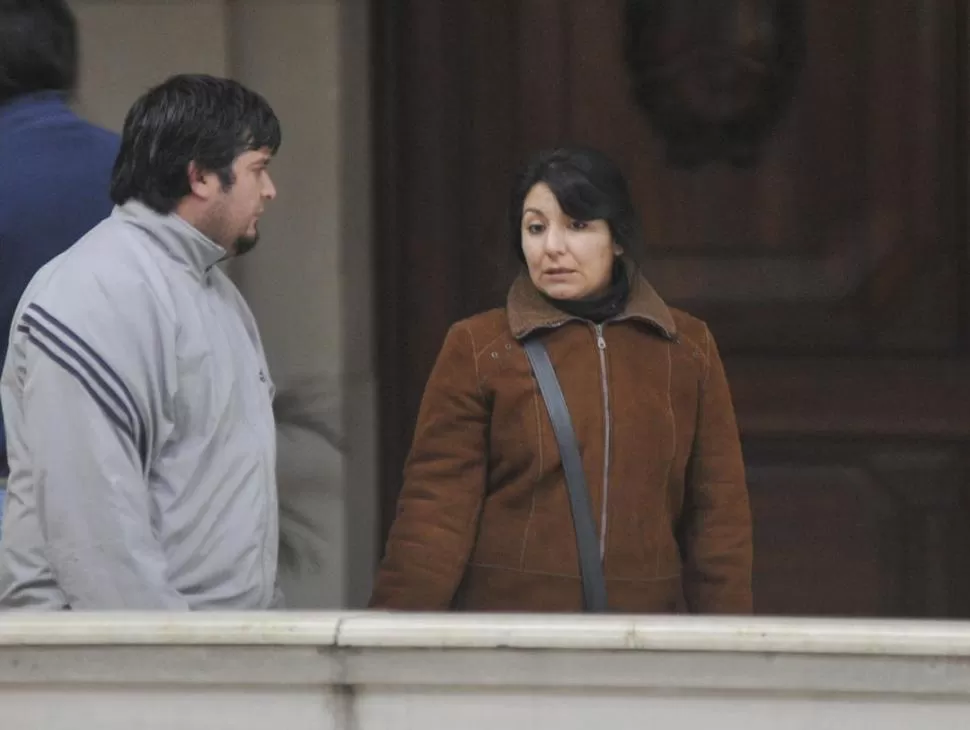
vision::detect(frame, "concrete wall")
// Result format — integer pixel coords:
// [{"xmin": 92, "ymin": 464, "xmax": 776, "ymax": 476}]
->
[
  {"xmin": 5, "ymin": 613, "xmax": 970, "ymax": 730},
  {"xmin": 68, "ymin": 0, "xmax": 377, "ymax": 608}
]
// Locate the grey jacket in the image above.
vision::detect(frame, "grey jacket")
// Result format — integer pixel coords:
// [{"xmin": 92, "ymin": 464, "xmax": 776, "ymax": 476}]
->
[{"xmin": 0, "ymin": 200, "xmax": 280, "ymax": 609}]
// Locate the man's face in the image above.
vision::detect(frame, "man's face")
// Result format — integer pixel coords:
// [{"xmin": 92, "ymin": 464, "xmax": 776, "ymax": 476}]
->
[{"xmin": 208, "ymin": 147, "xmax": 277, "ymax": 255}]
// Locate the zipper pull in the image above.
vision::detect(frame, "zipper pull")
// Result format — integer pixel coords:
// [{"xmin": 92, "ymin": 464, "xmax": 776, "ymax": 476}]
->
[{"xmin": 595, "ymin": 324, "xmax": 606, "ymax": 350}]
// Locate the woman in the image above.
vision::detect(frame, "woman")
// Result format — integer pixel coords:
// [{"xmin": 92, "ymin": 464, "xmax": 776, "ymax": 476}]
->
[{"xmin": 370, "ymin": 146, "xmax": 752, "ymax": 613}]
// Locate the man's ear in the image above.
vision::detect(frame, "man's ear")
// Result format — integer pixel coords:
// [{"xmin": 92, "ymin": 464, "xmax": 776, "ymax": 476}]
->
[{"xmin": 187, "ymin": 161, "xmax": 215, "ymax": 200}]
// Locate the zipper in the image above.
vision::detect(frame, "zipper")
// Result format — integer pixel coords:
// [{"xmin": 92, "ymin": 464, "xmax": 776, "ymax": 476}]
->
[
  {"xmin": 214, "ymin": 289, "xmax": 276, "ymax": 606},
  {"xmin": 593, "ymin": 323, "xmax": 610, "ymax": 560}
]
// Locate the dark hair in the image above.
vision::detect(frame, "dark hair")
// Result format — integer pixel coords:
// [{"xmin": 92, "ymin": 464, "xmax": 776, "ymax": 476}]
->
[
  {"xmin": 110, "ymin": 74, "xmax": 282, "ymax": 213},
  {"xmin": 509, "ymin": 146, "xmax": 642, "ymax": 264},
  {"xmin": 0, "ymin": 0, "xmax": 77, "ymax": 105}
]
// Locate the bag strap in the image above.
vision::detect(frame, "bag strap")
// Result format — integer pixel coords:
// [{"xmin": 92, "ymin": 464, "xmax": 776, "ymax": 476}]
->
[{"xmin": 523, "ymin": 337, "xmax": 608, "ymax": 612}]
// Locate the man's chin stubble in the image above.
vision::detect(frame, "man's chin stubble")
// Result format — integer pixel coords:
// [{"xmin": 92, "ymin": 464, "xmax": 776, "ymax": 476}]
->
[{"xmin": 234, "ymin": 234, "xmax": 259, "ymax": 257}]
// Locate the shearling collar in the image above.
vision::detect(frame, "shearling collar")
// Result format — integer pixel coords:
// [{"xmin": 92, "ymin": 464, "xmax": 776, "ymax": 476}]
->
[{"xmin": 506, "ymin": 257, "xmax": 677, "ymax": 340}]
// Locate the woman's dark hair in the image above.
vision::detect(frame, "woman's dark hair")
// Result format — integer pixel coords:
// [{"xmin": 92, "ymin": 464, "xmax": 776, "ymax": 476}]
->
[
  {"xmin": 110, "ymin": 74, "xmax": 282, "ymax": 213},
  {"xmin": 0, "ymin": 0, "xmax": 78, "ymax": 105},
  {"xmin": 509, "ymin": 146, "xmax": 642, "ymax": 263}
]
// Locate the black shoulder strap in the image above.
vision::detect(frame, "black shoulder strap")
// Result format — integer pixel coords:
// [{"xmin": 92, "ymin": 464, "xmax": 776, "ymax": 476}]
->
[{"xmin": 523, "ymin": 337, "xmax": 608, "ymax": 612}]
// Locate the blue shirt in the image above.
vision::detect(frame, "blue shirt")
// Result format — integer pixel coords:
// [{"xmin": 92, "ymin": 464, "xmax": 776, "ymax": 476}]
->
[{"xmin": 0, "ymin": 92, "xmax": 119, "ymax": 475}]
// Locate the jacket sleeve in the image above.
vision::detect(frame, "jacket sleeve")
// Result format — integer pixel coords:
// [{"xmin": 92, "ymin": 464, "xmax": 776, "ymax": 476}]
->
[
  {"xmin": 369, "ymin": 324, "xmax": 489, "ymax": 610},
  {"xmin": 14, "ymin": 294, "xmax": 187, "ymax": 610},
  {"xmin": 681, "ymin": 326, "xmax": 753, "ymax": 613}
]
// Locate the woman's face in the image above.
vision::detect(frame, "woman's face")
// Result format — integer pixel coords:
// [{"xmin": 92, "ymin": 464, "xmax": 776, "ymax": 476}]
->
[{"xmin": 521, "ymin": 182, "xmax": 621, "ymax": 300}]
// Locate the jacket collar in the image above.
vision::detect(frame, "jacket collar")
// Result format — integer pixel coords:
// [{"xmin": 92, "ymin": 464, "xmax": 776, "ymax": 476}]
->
[
  {"xmin": 0, "ymin": 92, "xmax": 73, "ymax": 133},
  {"xmin": 506, "ymin": 257, "xmax": 678, "ymax": 340},
  {"xmin": 114, "ymin": 200, "xmax": 227, "ymax": 279}
]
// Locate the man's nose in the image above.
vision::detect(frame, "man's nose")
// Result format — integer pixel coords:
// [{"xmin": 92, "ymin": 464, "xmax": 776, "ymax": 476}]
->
[{"xmin": 263, "ymin": 173, "xmax": 278, "ymax": 200}]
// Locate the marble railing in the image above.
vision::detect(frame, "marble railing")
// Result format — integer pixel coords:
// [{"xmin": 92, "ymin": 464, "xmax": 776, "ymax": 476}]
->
[{"xmin": 2, "ymin": 612, "xmax": 970, "ymax": 729}]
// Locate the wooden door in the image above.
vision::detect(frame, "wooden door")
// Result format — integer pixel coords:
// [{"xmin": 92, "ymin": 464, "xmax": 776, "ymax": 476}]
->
[{"xmin": 372, "ymin": 0, "xmax": 970, "ymax": 616}]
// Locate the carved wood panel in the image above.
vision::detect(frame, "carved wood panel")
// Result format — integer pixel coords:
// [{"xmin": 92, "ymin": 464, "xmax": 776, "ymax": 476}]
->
[
  {"xmin": 373, "ymin": 0, "xmax": 970, "ymax": 616},
  {"xmin": 747, "ymin": 441, "xmax": 970, "ymax": 617}
]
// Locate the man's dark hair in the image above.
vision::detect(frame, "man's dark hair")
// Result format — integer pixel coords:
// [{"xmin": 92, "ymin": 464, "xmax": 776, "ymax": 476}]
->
[
  {"xmin": 509, "ymin": 146, "xmax": 643, "ymax": 264},
  {"xmin": 110, "ymin": 74, "xmax": 282, "ymax": 213},
  {"xmin": 0, "ymin": 0, "xmax": 78, "ymax": 105}
]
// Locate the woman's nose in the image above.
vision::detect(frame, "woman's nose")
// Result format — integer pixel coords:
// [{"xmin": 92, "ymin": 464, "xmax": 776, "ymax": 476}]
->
[{"xmin": 544, "ymin": 225, "xmax": 566, "ymax": 254}]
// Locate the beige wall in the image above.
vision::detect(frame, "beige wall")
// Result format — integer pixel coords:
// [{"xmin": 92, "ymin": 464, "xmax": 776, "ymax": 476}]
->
[
  {"xmin": 67, "ymin": 0, "xmax": 377, "ymax": 608},
  {"xmin": 71, "ymin": 0, "xmax": 229, "ymax": 128}
]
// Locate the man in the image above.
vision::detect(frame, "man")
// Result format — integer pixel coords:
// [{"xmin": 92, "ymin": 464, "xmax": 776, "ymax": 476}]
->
[
  {"xmin": 0, "ymin": 0, "xmax": 120, "ymax": 531},
  {"xmin": 0, "ymin": 74, "xmax": 283, "ymax": 609}
]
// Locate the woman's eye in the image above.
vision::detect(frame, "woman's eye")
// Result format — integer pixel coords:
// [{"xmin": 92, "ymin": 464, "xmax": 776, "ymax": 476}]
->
[
  {"xmin": 570, "ymin": 220, "xmax": 589, "ymax": 231},
  {"xmin": 527, "ymin": 223, "xmax": 545, "ymax": 234}
]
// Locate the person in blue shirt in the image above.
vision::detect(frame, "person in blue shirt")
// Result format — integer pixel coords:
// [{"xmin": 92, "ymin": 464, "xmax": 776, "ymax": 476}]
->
[{"xmin": 0, "ymin": 0, "xmax": 120, "ymax": 533}]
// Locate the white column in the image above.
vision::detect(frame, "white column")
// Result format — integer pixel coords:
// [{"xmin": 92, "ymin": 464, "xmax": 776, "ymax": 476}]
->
[{"xmin": 227, "ymin": 0, "xmax": 377, "ymax": 608}]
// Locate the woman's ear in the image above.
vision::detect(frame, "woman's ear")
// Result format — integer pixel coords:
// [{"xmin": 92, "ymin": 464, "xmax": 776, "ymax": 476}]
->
[{"xmin": 613, "ymin": 244, "xmax": 624, "ymax": 257}]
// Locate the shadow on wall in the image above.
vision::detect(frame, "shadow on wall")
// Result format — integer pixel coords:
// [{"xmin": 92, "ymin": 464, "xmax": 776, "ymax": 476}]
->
[{"xmin": 273, "ymin": 376, "xmax": 345, "ymax": 608}]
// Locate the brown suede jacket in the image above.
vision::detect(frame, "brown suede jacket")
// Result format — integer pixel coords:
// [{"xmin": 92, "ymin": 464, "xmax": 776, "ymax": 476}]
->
[{"xmin": 370, "ymin": 265, "xmax": 753, "ymax": 613}]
